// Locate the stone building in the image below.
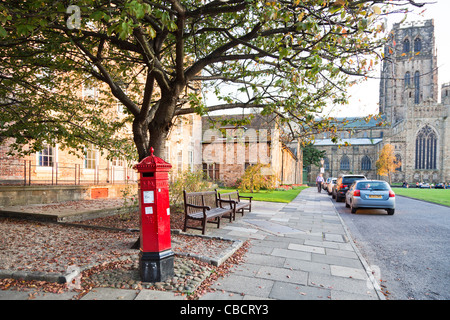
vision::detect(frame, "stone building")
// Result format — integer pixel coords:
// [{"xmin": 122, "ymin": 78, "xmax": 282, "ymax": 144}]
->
[
  {"xmin": 201, "ymin": 114, "xmax": 303, "ymax": 187},
  {"xmin": 311, "ymin": 19, "xmax": 450, "ymax": 184},
  {"xmin": 0, "ymin": 79, "xmax": 202, "ymax": 190}
]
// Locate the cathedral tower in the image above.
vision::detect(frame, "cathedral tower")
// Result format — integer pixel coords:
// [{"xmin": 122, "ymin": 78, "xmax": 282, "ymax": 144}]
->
[{"xmin": 379, "ymin": 20, "xmax": 438, "ymax": 124}]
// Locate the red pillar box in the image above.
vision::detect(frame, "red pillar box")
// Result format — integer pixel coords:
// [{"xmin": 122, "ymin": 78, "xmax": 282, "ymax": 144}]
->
[{"xmin": 133, "ymin": 147, "xmax": 174, "ymax": 282}]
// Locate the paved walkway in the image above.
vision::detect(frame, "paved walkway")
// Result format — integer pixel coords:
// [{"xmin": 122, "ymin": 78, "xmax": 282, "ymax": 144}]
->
[
  {"xmin": 0, "ymin": 188, "xmax": 384, "ymax": 300},
  {"xmin": 199, "ymin": 187, "xmax": 383, "ymax": 300}
]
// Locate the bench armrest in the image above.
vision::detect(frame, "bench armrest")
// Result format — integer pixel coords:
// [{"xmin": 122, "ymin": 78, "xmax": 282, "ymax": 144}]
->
[
  {"xmin": 186, "ymin": 203, "xmax": 211, "ymax": 210},
  {"xmin": 238, "ymin": 195, "xmax": 253, "ymax": 200},
  {"xmin": 218, "ymin": 199, "xmax": 236, "ymax": 209}
]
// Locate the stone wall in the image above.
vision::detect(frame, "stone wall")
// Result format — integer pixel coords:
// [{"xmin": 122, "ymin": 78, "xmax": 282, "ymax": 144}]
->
[{"xmin": 0, "ymin": 183, "xmax": 137, "ymax": 208}]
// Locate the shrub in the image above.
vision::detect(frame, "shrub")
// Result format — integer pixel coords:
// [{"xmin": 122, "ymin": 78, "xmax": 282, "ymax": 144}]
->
[
  {"xmin": 169, "ymin": 170, "xmax": 213, "ymax": 206},
  {"xmin": 239, "ymin": 163, "xmax": 277, "ymax": 193}
]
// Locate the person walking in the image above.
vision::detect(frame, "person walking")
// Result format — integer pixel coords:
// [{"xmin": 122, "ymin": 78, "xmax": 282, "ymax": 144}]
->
[{"xmin": 316, "ymin": 173, "xmax": 324, "ymax": 193}]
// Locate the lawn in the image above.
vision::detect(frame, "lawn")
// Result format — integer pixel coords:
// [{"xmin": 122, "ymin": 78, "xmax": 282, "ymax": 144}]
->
[
  {"xmin": 393, "ymin": 188, "xmax": 450, "ymax": 207},
  {"xmin": 217, "ymin": 186, "xmax": 308, "ymax": 203}
]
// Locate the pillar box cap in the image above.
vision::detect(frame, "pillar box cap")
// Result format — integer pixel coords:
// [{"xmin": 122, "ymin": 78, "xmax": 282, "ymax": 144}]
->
[{"xmin": 133, "ymin": 147, "xmax": 172, "ymax": 172}]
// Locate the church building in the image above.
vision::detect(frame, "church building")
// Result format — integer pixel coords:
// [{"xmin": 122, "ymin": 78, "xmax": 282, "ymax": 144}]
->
[{"xmin": 311, "ymin": 19, "xmax": 450, "ymax": 184}]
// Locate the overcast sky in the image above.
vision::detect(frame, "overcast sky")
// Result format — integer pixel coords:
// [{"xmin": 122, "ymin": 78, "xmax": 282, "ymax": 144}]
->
[{"xmin": 332, "ymin": 0, "xmax": 450, "ymax": 117}]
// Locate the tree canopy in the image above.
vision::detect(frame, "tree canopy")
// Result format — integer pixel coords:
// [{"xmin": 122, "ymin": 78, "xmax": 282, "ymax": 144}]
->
[{"xmin": 0, "ymin": 0, "xmax": 426, "ymax": 161}]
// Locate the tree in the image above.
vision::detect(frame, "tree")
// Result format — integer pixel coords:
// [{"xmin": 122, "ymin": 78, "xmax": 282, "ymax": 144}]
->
[
  {"xmin": 0, "ymin": 0, "xmax": 426, "ymax": 161},
  {"xmin": 376, "ymin": 143, "xmax": 401, "ymax": 184},
  {"xmin": 302, "ymin": 143, "xmax": 325, "ymax": 168}
]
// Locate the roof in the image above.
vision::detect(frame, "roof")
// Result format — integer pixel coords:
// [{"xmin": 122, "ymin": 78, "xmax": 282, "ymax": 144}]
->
[
  {"xmin": 330, "ymin": 116, "xmax": 386, "ymax": 129},
  {"xmin": 201, "ymin": 114, "xmax": 277, "ymax": 135},
  {"xmin": 314, "ymin": 138, "xmax": 383, "ymax": 146}
]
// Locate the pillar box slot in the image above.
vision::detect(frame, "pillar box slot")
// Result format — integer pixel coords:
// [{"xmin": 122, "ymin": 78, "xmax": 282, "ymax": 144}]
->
[{"xmin": 133, "ymin": 147, "xmax": 174, "ymax": 282}]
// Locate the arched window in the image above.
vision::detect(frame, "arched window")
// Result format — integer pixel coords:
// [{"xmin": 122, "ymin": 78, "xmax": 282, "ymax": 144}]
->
[
  {"xmin": 404, "ymin": 72, "xmax": 411, "ymax": 87},
  {"xmin": 340, "ymin": 155, "xmax": 350, "ymax": 170},
  {"xmin": 323, "ymin": 157, "xmax": 330, "ymax": 171},
  {"xmin": 361, "ymin": 156, "xmax": 371, "ymax": 171},
  {"xmin": 414, "ymin": 38, "xmax": 422, "ymax": 53},
  {"xmin": 395, "ymin": 154, "xmax": 402, "ymax": 171},
  {"xmin": 414, "ymin": 71, "xmax": 420, "ymax": 104},
  {"xmin": 415, "ymin": 126, "xmax": 437, "ymax": 170},
  {"xmin": 403, "ymin": 39, "xmax": 410, "ymax": 53}
]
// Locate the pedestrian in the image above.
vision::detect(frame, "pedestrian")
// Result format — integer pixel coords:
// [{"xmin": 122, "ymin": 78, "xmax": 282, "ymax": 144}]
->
[{"xmin": 316, "ymin": 173, "xmax": 324, "ymax": 193}]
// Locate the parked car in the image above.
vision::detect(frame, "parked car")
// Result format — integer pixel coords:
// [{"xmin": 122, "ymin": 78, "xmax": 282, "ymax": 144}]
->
[
  {"xmin": 419, "ymin": 183, "xmax": 431, "ymax": 189},
  {"xmin": 345, "ymin": 180, "xmax": 395, "ymax": 215},
  {"xmin": 327, "ymin": 178, "xmax": 337, "ymax": 195},
  {"xmin": 435, "ymin": 183, "xmax": 446, "ymax": 189},
  {"xmin": 323, "ymin": 177, "xmax": 333, "ymax": 190},
  {"xmin": 332, "ymin": 174, "xmax": 367, "ymax": 202}
]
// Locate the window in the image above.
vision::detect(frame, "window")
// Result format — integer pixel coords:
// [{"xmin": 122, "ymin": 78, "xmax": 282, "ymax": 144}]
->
[
  {"xmin": 38, "ymin": 145, "xmax": 54, "ymax": 167},
  {"xmin": 414, "ymin": 38, "xmax": 422, "ymax": 53},
  {"xmin": 323, "ymin": 157, "xmax": 330, "ymax": 171},
  {"xmin": 403, "ymin": 39, "xmax": 410, "ymax": 53},
  {"xmin": 202, "ymin": 163, "xmax": 220, "ymax": 181},
  {"xmin": 111, "ymin": 157, "xmax": 124, "ymax": 167},
  {"xmin": 415, "ymin": 126, "xmax": 437, "ymax": 170},
  {"xmin": 395, "ymin": 154, "xmax": 402, "ymax": 171},
  {"xmin": 404, "ymin": 72, "xmax": 411, "ymax": 87},
  {"xmin": 84, "ymin": 145, "xmax": 97, "ymax": 169},
  {"xmin": 177, "ymin": 150, "xmax": 183, "ymax": 172},
  {"xmin": 340, "ymin": 155, "xmax": 350, "ymax": 170},
  {"xmin": 361, "ymin": 156, "xmax": 371, "ymax": 171},
  {"xmin": 414, "ymin": 71, "xmax": 420, "ymax": 104}
]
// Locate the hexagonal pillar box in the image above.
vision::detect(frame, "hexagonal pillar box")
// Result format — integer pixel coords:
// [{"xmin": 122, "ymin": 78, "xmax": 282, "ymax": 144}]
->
[{"xmin": 133, "ymin": 147, "xmax": 174, "ymax": 282}]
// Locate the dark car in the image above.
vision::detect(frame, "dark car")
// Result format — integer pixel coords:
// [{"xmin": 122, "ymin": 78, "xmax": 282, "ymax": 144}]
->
[
  {"xmin": 435, "ymin": 183, "xmax": 446, "ymax": 189},
  {"xmin": 333, "ymin": 174, "xmax": 367, "ymax": 202}
]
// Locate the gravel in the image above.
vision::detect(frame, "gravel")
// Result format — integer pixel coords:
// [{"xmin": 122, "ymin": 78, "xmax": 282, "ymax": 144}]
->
[{"xmin": 0, "ymin": 215, "xmax": 247, "ymax": 298}]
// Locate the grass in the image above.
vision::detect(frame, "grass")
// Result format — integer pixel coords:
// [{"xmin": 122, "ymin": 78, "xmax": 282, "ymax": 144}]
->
[
  {"xmin": 393, "ymin": 187, "xmax": 450, "ymax": 207},
  {"xmin": 217, "ymin": 186, "xmax": 308, "ymax": 203}
]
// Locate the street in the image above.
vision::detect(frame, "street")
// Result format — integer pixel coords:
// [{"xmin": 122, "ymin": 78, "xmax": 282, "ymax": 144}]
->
[{"xmin": 332, "ymin": 193, "xmax": 450, "ymax": 300}]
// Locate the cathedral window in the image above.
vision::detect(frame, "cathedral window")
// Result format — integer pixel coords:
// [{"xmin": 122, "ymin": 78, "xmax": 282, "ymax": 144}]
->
[
  {"xmin": 415, "ymin": 126, "xmax": 437, "ymax": 170},
  {"xmin": 361, "ymin": 156, "xmax": 371, "ymax": 171},
  {"xmin": 404, "ymin": 72, "xmax": 410, "ymax": 87},
  {"xmin": 395, "ymin": 154, "xmax": 402, "ymax": 171},
  {"xmin": 340, "ymin": 155, "xmax": 350, "ymax": 170},
  {"xmin": 402, "ymin": 39, "xmax": 410, "ymax": 53},
  {"xmin": 414, "ymin": 38, "xmax": 422, "ymax": 53},
  {"xmin": 414, "ymin": 71, "xmax": 420, "ymax": 104},
  {"xmin": 323, "ymin": 157, "xmax": 330, "ymax": 171}
]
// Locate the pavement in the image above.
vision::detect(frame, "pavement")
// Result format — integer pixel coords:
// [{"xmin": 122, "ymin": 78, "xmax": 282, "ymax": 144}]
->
[{"xmin": 0, "ymin": 187, "xmax": 384, "ymax": 301}]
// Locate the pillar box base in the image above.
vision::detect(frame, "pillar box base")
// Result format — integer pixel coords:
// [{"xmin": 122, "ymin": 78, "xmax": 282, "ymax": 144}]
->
[{"xmin": 139, "ymin": 249, "xmax": 174, "ymax": 283}]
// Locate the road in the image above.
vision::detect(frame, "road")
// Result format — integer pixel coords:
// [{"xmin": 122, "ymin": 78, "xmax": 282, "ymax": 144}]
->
[{"xmin": 331, "ymin": 193, "xmax": 450, "ymax": 300}]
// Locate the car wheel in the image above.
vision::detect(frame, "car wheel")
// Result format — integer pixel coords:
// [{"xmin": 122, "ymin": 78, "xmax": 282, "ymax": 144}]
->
[
  {"xmin": 350, "ymin": 202, "xmax": 357, "ymax": 213},
  {"xmin": 387, "ymin": 209, "xmax": 395, "ymax": 215},
  {"xmin": 332, "ymin": 192, "xmax": 335, "ymax": 199},
  {"xmin": 336, "ymin": 195, "xmax": 342, "ymax": 202},
  {"xmin": 345, "ymin": 199, "xmax": 350, "ymax": 208}
]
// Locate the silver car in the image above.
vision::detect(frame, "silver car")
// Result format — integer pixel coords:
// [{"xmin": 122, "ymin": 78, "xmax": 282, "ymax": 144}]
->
[
  {"xmin": 327, "ymin": 178, "xmax": 337, "ymax": 195},
  {"xmin": 345, "ymin": 180, "xmax": 395, "ymax": 215}
]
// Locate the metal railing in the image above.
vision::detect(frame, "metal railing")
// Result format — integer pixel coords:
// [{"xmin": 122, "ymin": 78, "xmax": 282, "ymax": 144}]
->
[{"xmin": 0, "ymin": 158, "xmax": 138, "ymax": 186}]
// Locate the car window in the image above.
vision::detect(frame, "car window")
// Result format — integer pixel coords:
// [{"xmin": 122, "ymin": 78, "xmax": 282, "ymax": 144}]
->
[
  {"xmin": 357, "ymin": 181, "xmax": 389, "ymax": 190},
  {"xmin": 342, "ymin": 177, "xmax": 366, "ymax": 184}
]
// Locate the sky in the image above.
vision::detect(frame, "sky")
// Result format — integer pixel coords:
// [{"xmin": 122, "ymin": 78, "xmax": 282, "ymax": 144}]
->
[
  {"xmin": 204, "ymin": 1, "xmax": 450, "ymax": 118},
  {"xmin": 332, "ymin": 0, "xmax": 450, "ymax": 117}
]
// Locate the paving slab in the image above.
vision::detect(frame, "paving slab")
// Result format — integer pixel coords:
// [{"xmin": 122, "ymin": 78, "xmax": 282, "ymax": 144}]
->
[{"xmin": 199, "ymin": 187, "xmax": 384, "ymax": 300}]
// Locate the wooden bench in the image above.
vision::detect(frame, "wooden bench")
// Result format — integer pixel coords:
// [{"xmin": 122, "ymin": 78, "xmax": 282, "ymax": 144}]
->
[
  {"xmin": 183, "ymin": 190, "xmax": 235, "ymax": 235},
  {"xmin": 218, "ymin": 190, "xmax": 252, "ymax": 220}
]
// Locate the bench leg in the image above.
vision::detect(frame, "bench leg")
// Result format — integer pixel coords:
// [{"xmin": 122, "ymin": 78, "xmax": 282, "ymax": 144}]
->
[
  {"xmin": 202, "ymin": 217, "xmax": 207, "ymax": 235},
  {"xmin": 217, "ymin": 216, "xmax": 221, "ymax": 229},
  {"xmin": 183, "ymin": 217, "xmax": 188, "ymax": 232}
]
